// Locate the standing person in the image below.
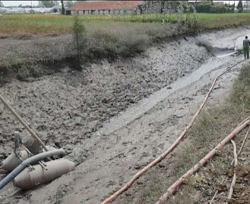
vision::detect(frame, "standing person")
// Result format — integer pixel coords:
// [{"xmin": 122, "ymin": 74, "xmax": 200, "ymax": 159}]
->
[{"xmin": 243, "ymin": 36, "xmax": 250, "ymax": 59}]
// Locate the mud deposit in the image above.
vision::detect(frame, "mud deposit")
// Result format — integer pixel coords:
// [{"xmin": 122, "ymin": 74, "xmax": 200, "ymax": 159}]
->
[
  {"xmin": 0, "ymin": 26, "xmax": 250, "ymax": 204},
  {"xmin": 0, "ymin": 38, "xmax": 209, "ymax": 161}
]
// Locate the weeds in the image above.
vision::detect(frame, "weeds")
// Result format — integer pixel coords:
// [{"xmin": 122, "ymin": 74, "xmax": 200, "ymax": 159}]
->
[
  {"xmin": 170, "ymin": 63, "xmax": 250, "ymax": 203},
  {"xmin": 230, "ymin": 64, "xmax": 250, "ymax": 109},
  {"xmin": 115, "ymin": 63, "xmax": 250, "ymax": 204},
  {"xmin": 175, "ymin": 2, "xmax": 199, "ymax": 35}
]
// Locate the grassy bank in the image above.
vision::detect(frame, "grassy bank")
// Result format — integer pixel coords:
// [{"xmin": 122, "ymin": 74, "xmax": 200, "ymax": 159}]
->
[
  {"xmin": 1, "ymin": 12, "xmax": 250, "ymax": 85},
  {"xmin": 1, "ymin": 12, "xmax": 250, "ymax": 63},
  {"xmin": 169, "ymin": 64, "xmax": 250, "ymax": 203},
  {"xmin": 1, "ymin": 13, "xmax": 250, "ymax": 37}
]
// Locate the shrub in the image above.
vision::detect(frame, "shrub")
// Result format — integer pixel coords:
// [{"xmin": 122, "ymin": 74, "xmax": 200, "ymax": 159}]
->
[
  {"xmin": 176, "ymin": 2, "xmax": 199, "ymax": 34},
  {"xmin": 72, "ymin": 14, "xmax": 87, "ymax": 67}
]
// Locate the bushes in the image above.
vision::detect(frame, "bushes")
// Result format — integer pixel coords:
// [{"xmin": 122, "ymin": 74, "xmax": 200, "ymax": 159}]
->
[
  {"xmin": 195, "ymin": 2, "xmax": 234, "ymax": 13},
  {"xmin": 176, "ymin": 2, "xmax": 199, "ymax": 34}
]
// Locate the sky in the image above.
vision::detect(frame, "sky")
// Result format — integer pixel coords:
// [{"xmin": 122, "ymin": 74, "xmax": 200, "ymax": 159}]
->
[
  {"xmin": 2, "ymin": 1, "xmax": 39, "ymax": 6},
  {"xmin": 1, "ymin": 1, "xmax": 243, "ymax": 7}
]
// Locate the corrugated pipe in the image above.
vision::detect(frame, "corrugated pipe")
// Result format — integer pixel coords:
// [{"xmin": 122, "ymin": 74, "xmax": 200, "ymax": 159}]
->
[{"xmin": 0, "ymin": 149, "xmax": 65, "ymax": 190}]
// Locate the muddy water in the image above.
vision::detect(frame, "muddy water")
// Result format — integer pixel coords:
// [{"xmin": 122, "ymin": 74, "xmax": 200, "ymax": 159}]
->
[{"xmin": 0, "ymin": 26, "xmax": 250, "ymax": 204}]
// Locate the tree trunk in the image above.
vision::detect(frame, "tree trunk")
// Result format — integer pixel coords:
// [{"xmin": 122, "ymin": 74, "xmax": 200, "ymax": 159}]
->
[
  {"xmin": 61, "ymin": 0, "xmax": 65, "ymax": 15},
  {"xmin": 160, "ymin": 1, "xmax": 165, "ymax": 14}
]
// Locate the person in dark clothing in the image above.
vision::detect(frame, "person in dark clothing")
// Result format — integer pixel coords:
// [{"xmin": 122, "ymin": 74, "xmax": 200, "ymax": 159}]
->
[{"xmin": 243, "ymin": 36, "xmax": 250, "ymax": 59}]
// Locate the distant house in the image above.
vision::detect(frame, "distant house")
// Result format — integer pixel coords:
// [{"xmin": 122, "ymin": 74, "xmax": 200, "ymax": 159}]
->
[
  {"xmin": 67, "ymin": 1, "xmax": 189, "ymax": 15},
  {"xmin": 67, "ymin": 1, "xmax": 143, "ymax": 15},
  {"xmin": 51, "ymin": 5, "xmax": 62, "ymax": 13}
]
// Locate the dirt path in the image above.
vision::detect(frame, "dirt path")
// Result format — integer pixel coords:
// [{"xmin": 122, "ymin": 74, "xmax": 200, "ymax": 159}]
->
[{"xmin": 0, "ymin": 26, "xmax": 250, "ymax": 204}]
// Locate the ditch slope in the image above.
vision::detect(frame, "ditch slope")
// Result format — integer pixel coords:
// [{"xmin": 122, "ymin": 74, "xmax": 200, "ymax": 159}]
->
[{"xmin": 0, "ymin": 26, "xmax": 249, "ymax": 204}]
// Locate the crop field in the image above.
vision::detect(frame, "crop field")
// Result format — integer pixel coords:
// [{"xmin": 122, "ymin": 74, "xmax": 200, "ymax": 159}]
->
[{"xmin": 1, "ymin": 13, "xmax": 250, "ymax": 38}]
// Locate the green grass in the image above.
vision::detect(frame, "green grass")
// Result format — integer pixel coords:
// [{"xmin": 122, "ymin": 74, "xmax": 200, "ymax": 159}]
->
[
  {"xmin": 1, "ymin": 13, "xmax": 250, "ymax": 37},
  {"xmin": 198, "ymin": 13, "xmax": 250, "ymax": 29}
]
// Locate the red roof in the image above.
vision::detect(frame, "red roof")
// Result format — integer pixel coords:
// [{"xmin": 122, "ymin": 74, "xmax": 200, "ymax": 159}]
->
[{"xmin": 68, "ymin": 1, "xmax": 141, "ymax": 11}]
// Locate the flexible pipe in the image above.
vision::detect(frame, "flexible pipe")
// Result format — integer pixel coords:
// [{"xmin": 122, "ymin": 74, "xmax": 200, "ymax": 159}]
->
[
  {"xmin": 0, "ymin": 94, "xmax": 48, "ymax": 151},
  {"xmin": 227, "ymin": 140, "xmax": 237, "ymax": 203},
  {"xmin": 101, "ymin": 59, "xmax": 245, "ymax": 204},
  {"xmin": 209, "ymin": 126, "xmax": 250, "ymax": 204},
  {"xmin": 155, "ymin": 119, "xmax": 250, "ymax": 204},
  {"xmin": 0, "ymin": 149, "xmax": 65, "ymax": 190}
]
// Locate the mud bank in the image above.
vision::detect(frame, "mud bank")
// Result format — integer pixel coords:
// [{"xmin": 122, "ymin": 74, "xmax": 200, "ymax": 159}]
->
[
  {"xmin": 0, "ymin": 36, "xmax": 209, "ymax": 161},
  {"xmin": 0, "ymin": 26, "xmax": 250, "ymax": 204}
]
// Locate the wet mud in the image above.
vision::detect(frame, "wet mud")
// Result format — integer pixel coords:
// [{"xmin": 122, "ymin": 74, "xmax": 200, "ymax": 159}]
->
[{"xmin": 0, "ymin": 26, "xmax": 250, "ymax": 204}]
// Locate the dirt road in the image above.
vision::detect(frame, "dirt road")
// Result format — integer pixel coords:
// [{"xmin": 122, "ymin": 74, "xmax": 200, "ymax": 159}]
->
[{"xmin": 0, "ymin": 26, "xmax": 250, "ymax": 204}]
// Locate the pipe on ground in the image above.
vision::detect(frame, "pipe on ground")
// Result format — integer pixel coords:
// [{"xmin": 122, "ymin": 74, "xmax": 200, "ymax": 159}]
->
[
  {"xmin": 0, "ymin": 149, "xmax": 65, "ymax": 190},
  {"xmin": 155, "ymin": 119, "xmax": 250, "ymax": 204}
]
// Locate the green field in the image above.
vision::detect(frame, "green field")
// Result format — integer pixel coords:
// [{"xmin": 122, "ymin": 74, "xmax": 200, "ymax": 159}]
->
[{"xmin": 1, "ymin": 13, "xmax": 250, "ymax": 38}]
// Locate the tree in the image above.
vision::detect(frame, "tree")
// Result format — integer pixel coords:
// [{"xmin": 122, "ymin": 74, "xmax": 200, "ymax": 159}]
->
[
  {"xmin": 65, "ymin": 0, "xmax": 74, "ymax": 7},
  {"xmin": 237, "ymin": 0, "xmax": 243, "ymax": 12},
  {"xmin": 38, "ymin": 0, "xmax": 56, "ymax": 8},
  {"xmin": 0, "ymin": 1, "xmax": 4, "ymax": 7},
  {"xmin": 60, "ymin": 0, "xmax": 75, "ymax": 14}
]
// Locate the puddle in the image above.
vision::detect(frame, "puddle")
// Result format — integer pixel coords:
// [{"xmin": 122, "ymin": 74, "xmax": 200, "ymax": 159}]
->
[
  {"xmin": 213, "ymin": 48, "xmax": 237, "ymax": 58},
  {"xmin": 98, "ymin": 56, "xmax": 236, "ymax": 136}
]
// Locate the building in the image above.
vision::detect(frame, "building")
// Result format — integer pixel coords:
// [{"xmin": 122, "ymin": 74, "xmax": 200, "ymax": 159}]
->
[
  {"xmin": 67, "ymin": 1, "xmax": 142, "ymax": 15},
  {"xmin": 67, "ymin": 1, "xmax": 185, "ymax": 15}
]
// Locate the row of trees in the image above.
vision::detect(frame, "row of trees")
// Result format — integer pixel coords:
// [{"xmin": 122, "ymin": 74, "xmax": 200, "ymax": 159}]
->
[
  {"xmin": 38, "ymin": 0, "xmax": 76, "ymax": 8},
  {"xmin": 194, "ymin": 2, "xmax": 235, "ymax": 13}
]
